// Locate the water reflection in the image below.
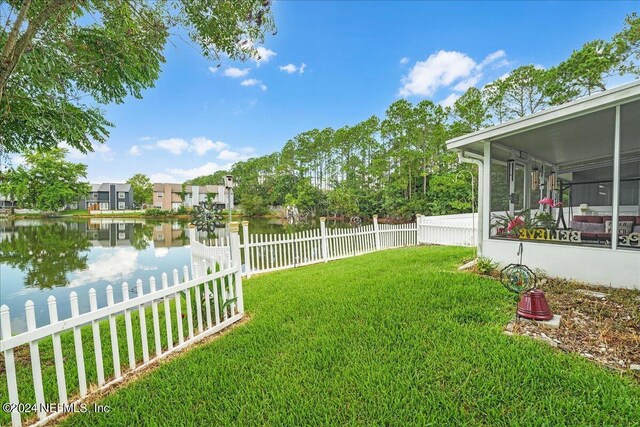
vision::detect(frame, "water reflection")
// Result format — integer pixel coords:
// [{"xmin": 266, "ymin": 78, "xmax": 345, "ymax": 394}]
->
[
  {"xmin": 0, "ymin": 221, "xmax": 91, "ymax": 289},
  {"xmin": 0, "ymin": 217, "xmax": 355, "ymax": 332},
  {"xmin": 0, "ymin": 219, "xmax": 191, "ymax": 290}
]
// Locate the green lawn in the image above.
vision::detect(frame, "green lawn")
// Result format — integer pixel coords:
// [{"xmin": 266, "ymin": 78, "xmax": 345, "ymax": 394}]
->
[{"xmin": 11, "ymin": 246, "xmax": 640, "ymax": 426}]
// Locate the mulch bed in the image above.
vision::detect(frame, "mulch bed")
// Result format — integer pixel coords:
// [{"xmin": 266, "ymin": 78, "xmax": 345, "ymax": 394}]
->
[
  {"xmin": 473, "ymin": 266, "xmax": 640, "ymax": 379},
  {"xmin": 510, "ymin": 278, "xmax": 639, "ymax": 378}
]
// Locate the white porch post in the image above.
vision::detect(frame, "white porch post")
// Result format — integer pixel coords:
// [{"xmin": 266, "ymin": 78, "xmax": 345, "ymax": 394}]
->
[
  {"xmin": 482, "ymin": 141, "xmax": 491, "ymax": 242},
  {"xmin": 611, "ymin": 105, "xmax": 621, "ymax": 250},
  {"xmin": 524, "ymin": 162, "xmax": 531, "ymax": 210}
]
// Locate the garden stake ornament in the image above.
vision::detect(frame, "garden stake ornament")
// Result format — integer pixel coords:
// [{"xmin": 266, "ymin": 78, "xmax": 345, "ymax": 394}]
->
[
  {"xmin": 191, "ymin": 201, "xmax": 224, "ymax": 244},
  {"xmin": 500, "ymin": 243, "xmax": 553, "ymax": 322}
]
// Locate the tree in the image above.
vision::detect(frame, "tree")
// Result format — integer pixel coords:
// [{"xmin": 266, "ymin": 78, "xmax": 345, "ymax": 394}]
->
[
  {"xmin": 0, "ymin": 222, "xmax": 91, "ymax": 289},
  {"xmin": 450, "ymin": 87, "xmax": 491, "ymax": 135},
  {"xmin": 546, "ymin": 13, "xmax": 640, "ymax": 105},
  {"xmin": 1, "ymin": 0, "xmax": 275, "ymax": 154},
  {"xmin": 612, "ymin": 12, "xmax": 640, "ymax": 77},
  {"xmin": 127, "ymin": 173, "xmax": 153, "ymax": 207},
  {"xmin": 241, "ymin": 193, "xmax": 269, "ymax": 216},
  {"xmin": 186, "ymin": 170, "xmax": 229, "ymax": 186},
  {"xmin": 485, "ymin": 65, "xmax": 550, "ymax": 122},
  {"xmin": 0, "ymin": 147, "xmax": 90, "ymax": 211}
]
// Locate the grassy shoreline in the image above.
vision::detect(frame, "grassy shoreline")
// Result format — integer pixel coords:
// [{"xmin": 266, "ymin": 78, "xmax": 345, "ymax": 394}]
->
[
  {"xmin": 3, "ymin": 247, "xmax": 639, "ymax": 425},
  {"xmin": 5, "ymin": 246, "xmax": 633, "ymax": 426}
]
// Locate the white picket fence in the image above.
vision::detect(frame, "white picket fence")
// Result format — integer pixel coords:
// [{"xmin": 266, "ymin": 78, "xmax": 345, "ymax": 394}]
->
[
  {"xmin": 188, "ymin": 214, "xmax": 472, "ymax": 279},
  {"xmin": 416, "ymin": 213, "xmax": 477, "ymax": 247},
  {"xmin": 1, "ymin": 215, "xmax": 475, "ymax": 426},
  {"xmin": 0, "ymin": 225, "xmax": 244, "ymax": 427},
  {"xmin": 237, "ymin": 216, "xmax": 418, "ymax": 277}
]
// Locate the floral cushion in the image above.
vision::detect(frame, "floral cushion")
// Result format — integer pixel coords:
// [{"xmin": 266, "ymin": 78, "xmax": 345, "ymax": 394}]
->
[
  {"xmin": 570, "ymin": 221, "xmax": 605, "ymax": 233},
  {"xmin": 604, "ymin": 220, "xmax": 634, "ymax": 235}
]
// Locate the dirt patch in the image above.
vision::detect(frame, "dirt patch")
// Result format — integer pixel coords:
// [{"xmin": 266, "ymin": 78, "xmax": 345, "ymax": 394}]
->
[{"xmin": 504, "ymin": 278, "xmax": 639, "ymax": 379}]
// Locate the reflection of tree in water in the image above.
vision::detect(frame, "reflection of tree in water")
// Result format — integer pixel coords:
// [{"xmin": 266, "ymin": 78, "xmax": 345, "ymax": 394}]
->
[
  {"xmin": 130, "ymin": 223, "xmax": 154, "ymax": 250},
  {"xmin": 0, "ymin": 223, "xmax": 91, "ymax": 289}
]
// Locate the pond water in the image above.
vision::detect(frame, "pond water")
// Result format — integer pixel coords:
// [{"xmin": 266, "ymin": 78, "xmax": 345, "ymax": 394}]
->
[{"xmin": 0, "ymin": 217, "xmax": 354, "ymax": 333}]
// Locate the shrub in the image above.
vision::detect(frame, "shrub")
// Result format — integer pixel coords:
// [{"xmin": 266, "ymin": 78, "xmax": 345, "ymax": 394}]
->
[
  {"xmin": 145, "ymin": 208, "xmax": 171, "ymax": 217},
  {"xmin": 176, "ymin": 205, "xmax": 191, "ymax": 215},
  {"xmin": 476, "ymin": 256, "xmax": 498, "ymax": 275}
]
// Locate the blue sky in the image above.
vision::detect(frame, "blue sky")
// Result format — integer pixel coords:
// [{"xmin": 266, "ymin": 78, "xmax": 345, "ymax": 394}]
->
[{"xmin": 49, "ymin": 1, "xmax": 640, "ymax": 183}]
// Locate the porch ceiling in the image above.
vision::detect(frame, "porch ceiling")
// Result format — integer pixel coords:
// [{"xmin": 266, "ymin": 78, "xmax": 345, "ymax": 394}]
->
[
  {"xmin": 449, "ymin": 81, "xmax": 640, "ymax": 172},
  {"xmin": 495, "ymin": 100, "xmax": 639, "ymax": 168}
]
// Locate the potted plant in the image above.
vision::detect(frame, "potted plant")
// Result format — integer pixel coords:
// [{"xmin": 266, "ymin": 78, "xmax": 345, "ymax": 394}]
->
[{"xmin": 492, "ymin": 208, "xmax": 537, "ymax": 238}]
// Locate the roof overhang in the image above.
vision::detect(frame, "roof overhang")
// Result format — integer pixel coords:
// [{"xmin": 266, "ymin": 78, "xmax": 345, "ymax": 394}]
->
[{"xmin": 446, "ymin": 80, "xmax": 640, "ymax": 156}]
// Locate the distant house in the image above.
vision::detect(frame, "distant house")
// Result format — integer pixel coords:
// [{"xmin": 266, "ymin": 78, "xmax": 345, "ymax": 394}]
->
[
  {"xmin": 0, "ymin": 193, "xmax": 17, "ymax": 209},
  {"xmin": 79, "ymin": 183, "xmax": 134, "ymax": 211},
  {"xmin": 152, "ymin": 183, "xmax": 232, "ymax": 211}
]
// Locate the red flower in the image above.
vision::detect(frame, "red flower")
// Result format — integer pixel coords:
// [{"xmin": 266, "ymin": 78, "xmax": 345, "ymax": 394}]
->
[
  {"xmin": 539, "ymin": 197, "xmax": 554, "ymax": 206},
  {"xmin": 507, "ymin": 216, "xmax": 525, "ymax": 231}
]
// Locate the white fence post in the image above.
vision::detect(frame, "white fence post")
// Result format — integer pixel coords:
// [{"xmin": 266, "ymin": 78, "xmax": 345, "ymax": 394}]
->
[
  {"xmin": 47, "ymin": 296, "xmax": 68, "ymax": 405},
  {"xmin": 106, "ymin": 286, "xmax": 122, "ymax": 380},
  {"xmin": 0, "ymin": 261, "xmax": 244, "ymax": 426},
  {"xmin": 373, "ymin": 215, "xmax": 381, "ymax": 250},
  {"xmin": 1, "ymin": 305, "xmax": 21, "ymax": 427},
  {"xmin": 416, "ymin": 214, "xmax": 422, "ymax": 244},
  {"xmin": 242, "ymin": 220, "xmax": 251, "ymax": 278},
  {"xmin": 26, "ymin": 300, "xmax": 46, "ymax": 421},
  {"xmin": 229, "ymin": 221, "xmax": 245, "ymax": 313},
  {"xmin": 189, "ymin": 224, "xmax": 197, "ymax": 276},
  {"xmin": 320, "ymin": 217, "xmax": 328, "ymax": 262}
]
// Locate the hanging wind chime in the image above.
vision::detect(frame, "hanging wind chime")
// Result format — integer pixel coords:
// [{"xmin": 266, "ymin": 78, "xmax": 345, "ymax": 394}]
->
[{"xmin": 530, "ymin": 165, "xmax": 540, "ymax": 191}]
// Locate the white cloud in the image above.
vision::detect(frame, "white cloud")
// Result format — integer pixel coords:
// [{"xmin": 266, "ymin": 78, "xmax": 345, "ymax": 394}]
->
[
  {"xmin": 279, "ymin": 63, "xmax": 306, "ymax": 74},
  {"xmin": 93, "ymin": 143, "xmax": 112, "ymax": 158},
  {"xmin": 400, "ymin": 57, "xmax": 409, "ymax": 65},
  {"xmin": 439, "ymin": 93, "xmax": 460, "ymax": 108},
  {"xmin": 3, "ymin": 154, "xmax": 25, "ymax": 171},
  {"xmin": 453, "ymin": 75, "xmax": 481, "ymax": 92},
  {"xmin": 68, "ymin": 248, "xmax": 139, "ymax": 287},
  {"xmin": 154, "ymin": 247, "xmax": 169, "ymax": 258},
  {"xmin": 167, "ymin": 162, "xmax": 232, "ymax": 181},
  {"xmin": 129, "ymin": 145, "xmax": 141, "ymax": 156},
  {"xmin": 478, "ymin": 50, "xmax": 506, "ymax": 69},
  {"xmin": 156, "ymin": 138, "xmax": 189, "ymax": 155},
  {"xmin": 240, "ymin": 79, "xmax": 268, "ymax": 91},
  {"xmin": 217, "ymin": 149, "xmax": 254, "ymax": 162},
  {"xmin": 150, "ymin": 172, "xmax": 175, "ymax": 182},
  {"xmin": 254, "ymin": 46, "xmax": 276, "ymax": 65},
  {"xmin": 208, "ymin": 66, "xmax": 219, "ymax": 74},
  {"xmin": 60, "ymin": 142, "xmax": 113, "ymax": 161},
  {"xmin": 137, "ymin": 136, "xmax": 155, "ymax": 142},
  {"xmin": 399, "ymin": 49, "xmax": 510, "ymax": 97},
  {"xmin": 241, "ymin": 78, "xmax": 260, "ymax": 86},
  {"xmin": 399, "ymin": 50, "xmax": 476, "ymax": 97},
  {"xmin": 155, "ymin": 137, "xmax": 228, "ymax": 156},
  {"xmin": 223, "ymin": 67, "xmax": 250, "ymax": 78},
  {"xmin": 279, "ymin": 63, "xmax": 297, "ymax": 74},
  {"xmin": 190, "ymin": 137, "xmax": 228, "ymax": 156}
]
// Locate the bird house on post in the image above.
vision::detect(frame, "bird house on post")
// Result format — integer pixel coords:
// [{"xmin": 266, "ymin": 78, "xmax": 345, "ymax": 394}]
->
[{"xmin": 224, "ymin": 175, "xmax": 233, "ymax": 189}]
